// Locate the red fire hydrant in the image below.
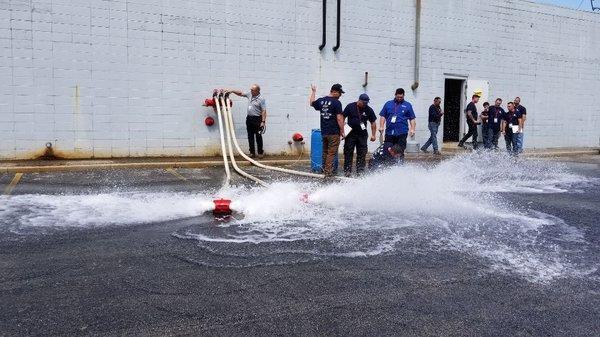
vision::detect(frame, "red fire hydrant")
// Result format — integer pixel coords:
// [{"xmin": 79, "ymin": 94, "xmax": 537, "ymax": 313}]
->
[{"xmin": 213, "ymin": 199, "xmax": 232, "ymax": 216}]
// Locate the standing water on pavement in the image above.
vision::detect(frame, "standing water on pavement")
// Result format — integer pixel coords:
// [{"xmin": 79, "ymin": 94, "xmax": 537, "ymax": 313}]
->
[{"xmin": 1, "ymin": 153, "xmax": 598, "ymax": 283}]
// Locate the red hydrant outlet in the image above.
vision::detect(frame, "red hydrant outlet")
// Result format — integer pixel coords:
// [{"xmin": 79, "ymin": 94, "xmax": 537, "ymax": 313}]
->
[
  {"xmin": 292, "ymin": 133, "xmax": 304, "ymax": 142},
  {"xmin": 213, "ymin": 198, "xmax": 232, "ymax": 216},
  {"xmin": 205, "ymin": 116, "xmax": 215, "ymax": 126},
  {"xmin": 204, "ymin": 98, "xmax": 215, "ymax": 107}
]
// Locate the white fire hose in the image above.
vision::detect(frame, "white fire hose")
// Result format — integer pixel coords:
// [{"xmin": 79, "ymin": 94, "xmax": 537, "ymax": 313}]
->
[
  {"xmin": 213, "ymin": 93, "xmax": 231, "ymax": 187},
  {"xmin": 217, "ymin": 95, "xmax": 268, "ymax": 187},
  {"xmin": 224, "ymin": 95, "xmax": 353, "ymax": 181}
]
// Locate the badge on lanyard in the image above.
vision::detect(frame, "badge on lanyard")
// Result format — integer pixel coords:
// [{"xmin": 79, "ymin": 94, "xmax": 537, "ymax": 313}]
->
[
  {"xmin": 391, "ymin": 116, "xmax": 397, "ymax": 123},
  {"xmin": 494, "ymin": 118, "xmax": 498, "ymax": 123},
  {"xmin": 360, "ymin": 123, "xmax": 366, "ymax": 130}
]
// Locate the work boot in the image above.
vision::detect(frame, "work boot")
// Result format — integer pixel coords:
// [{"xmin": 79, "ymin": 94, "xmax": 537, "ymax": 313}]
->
[
  {"xmin": 258, "ymin": 153, "xmax": 264, "ymax": 159},
  {"xmin": 433, "ymin": 150, "xmax": 441, "ymax": 155},
  {"xmin": 420, "ymin": 147, "xmax": 429, "ymax": 153},
  {"xmin": 457, "ymin": 142, "xmax": 464, "ymax": 148},
  {"xmin": 249, "ymin": 153, "xmax": 256, "ymax": 158}
]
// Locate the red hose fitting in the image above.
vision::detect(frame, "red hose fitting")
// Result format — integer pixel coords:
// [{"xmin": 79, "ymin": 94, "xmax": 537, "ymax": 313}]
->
[
  {"xmin": 204, "ymin": 98, "xmax": 215, "ymax": 107},
  {"xmin": 213, "ymin": 198, "xmax": 232, "ymax": 216}
]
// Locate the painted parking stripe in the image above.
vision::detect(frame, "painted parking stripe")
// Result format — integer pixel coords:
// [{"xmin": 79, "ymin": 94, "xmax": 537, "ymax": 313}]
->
[
  {"xmin": 4, "ymin": 172, "xmax": 23, "ymax": 195},
  {"xmin": 166, "ymin": 168, "xmax": 187, "ymax": 181}
]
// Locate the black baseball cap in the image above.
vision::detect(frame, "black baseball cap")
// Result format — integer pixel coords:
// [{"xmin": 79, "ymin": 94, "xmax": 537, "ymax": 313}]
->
[{"xmin": 331, "ymin": 83, "xmax": 345, "ymax": 94}]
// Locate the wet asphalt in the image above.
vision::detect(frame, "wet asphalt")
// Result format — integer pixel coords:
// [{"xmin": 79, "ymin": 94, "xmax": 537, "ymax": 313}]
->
[{"xmin": 0, "ymin": 157, "xmax": 599, "ymax": 337}]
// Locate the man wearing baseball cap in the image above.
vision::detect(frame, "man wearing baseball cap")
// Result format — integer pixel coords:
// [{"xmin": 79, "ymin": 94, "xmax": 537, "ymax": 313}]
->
[
  {"xmin": 309, "ymin": 83, "xmax": 345, "ymax": 178},
  {"xmin": 458, "ymin": 91, "xmax": 481, "ymax": 149},
  {"xmin": 342, "ymin": 93, "xmax": 377, "ymax": 176}
]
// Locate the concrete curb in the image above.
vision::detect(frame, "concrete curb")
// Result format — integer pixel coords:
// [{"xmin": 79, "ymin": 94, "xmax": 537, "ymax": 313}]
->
[
  {"xmin": 0, "ymin": 150, "xmax": 597, "ymax": 173},
  {"xmin": 0, "ymin": 159, "xmax": 311, "ymax": 173}
]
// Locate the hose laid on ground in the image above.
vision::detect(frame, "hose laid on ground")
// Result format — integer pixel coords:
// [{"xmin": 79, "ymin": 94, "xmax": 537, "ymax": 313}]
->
[
  {"xmin": 218, "ymin": 95, "xmax": 268, "ymax": 187},
  {"xmin": 213, "ymin": 92, "xmax": 231, "ymax": 187},
  {"xmin": 224, "ymin": 96, "xmax": 351, "ymax": 180}
]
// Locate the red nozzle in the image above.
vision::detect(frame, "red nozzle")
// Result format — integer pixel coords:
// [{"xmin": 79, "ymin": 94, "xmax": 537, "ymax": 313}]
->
[
  {"xmin": 292, "ymin": 133, "xmax": 304, "ymax": 142},
  {"xmin": 205, "ymin": 116, "xmax": 215, "ymax": 126},
  {"xmin": 213, "ymin": 198, "xmax": 232, "ymax": 216}
]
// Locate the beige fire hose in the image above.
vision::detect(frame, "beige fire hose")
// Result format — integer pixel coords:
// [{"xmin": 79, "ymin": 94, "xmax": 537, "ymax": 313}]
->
[
  {"xmin": 217, "ymin": 95, "xmax": 268, "ymax": 187},
  {"xmin": 224, "ymin": 96, "xmax": 353, "ymax": 181},
  {"xmin": 213, "ymin": 93, "xmax": 231, "ymax": 187}
]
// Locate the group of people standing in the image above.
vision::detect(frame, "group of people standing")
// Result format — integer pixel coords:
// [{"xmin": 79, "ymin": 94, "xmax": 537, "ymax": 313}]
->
[
  {"xmin": 229, "ymin": 84, "xmax": 527, "ymax": 179},
  {"xmin": 309, "ymin": 84, "xmax": 416, "ymax": 177},
  {"xmin": 454, "ymin": 94, "xmax": 527, "ymax": 154}
]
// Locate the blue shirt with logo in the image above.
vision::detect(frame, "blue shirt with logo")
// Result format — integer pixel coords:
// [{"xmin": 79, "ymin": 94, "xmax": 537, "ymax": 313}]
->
[
  {"xmin": 379, "ymin": 99, "xmax": 416, "ymax": 136},
  {"xmin": 312, "ymin": 96, "xmax": 343, "ymax": 136}
]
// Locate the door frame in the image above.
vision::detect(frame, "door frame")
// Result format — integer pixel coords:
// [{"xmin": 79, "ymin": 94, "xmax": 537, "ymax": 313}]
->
[{"xmin": 443, "ymin": 74, "xmax": 467, "ymax": 140}]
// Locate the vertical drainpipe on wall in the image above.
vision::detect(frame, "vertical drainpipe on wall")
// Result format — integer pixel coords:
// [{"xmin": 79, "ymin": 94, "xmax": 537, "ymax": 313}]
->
[
  {"xmin": 411, "ymin": 0, "xmax": 421, "ymax": 91},
  {"xmin": 318, "ymin": 0, "xmax": 327, "ymax": 50}
]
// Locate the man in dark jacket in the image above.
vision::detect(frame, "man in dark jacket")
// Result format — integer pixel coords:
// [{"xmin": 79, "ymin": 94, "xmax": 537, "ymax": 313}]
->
[{"xmin": 420, "ymin": 97, "xmax": 443, "ymax": 155}]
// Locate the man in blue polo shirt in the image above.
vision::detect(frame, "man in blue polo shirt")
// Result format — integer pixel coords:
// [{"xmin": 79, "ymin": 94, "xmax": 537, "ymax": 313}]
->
[
  {"xmin": 378, "ymin": 88, "xmax": 416, "ymax": 162},
  {"xmin": 342, "ymin": 93, "xmax": 377, "ymax": 176},
  {"xmin": 487, "ymin": 98, "xmax": 505, "ymax": 150},
  {"xmin": 309, "ymin": 83, "xmax": 345, "ymax": 178}
]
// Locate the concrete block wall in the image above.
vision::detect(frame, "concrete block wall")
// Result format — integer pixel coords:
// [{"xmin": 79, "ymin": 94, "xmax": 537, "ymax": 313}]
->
[{"xmin": 1, "ymin": 0, "xmax": 599, "ymax": 159}]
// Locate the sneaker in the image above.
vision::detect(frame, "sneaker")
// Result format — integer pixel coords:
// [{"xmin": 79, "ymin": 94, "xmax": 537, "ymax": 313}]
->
[
  {"xmin": 457, "ymin": 143, "xmax": 464, "ymax": 148},
  {"xmin": 433, "ymin": 151, "xmax": 441, "ymax": 155},
  {"xmin": 257, "ymin": 153, "xmax": 264, "ymax": 159},
  {"xmin": 420, "ymin": 148, "xmax": 429, "ymax": 153},
  {"xmin": 249, "ymin": 153, "xmax": 256, "ymax": 158}
]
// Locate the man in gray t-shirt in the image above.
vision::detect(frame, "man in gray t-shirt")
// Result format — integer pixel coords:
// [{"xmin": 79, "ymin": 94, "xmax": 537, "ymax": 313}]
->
[{"xmin": 227, "ymin": 84, "xmax": 267, "ymax": 158}]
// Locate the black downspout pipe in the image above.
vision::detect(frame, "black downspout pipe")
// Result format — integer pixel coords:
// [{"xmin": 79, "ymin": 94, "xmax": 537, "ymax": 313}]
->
[
  {"xmin": 332, "ymin": 0, "xmax": 341, "ymax": 51},
  {"xmin": 318, "ymin": 0, "xmax": 326, "ymax": 50}
]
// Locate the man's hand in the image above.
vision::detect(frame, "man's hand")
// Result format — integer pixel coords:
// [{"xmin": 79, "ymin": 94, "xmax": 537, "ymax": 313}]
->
[
  {"xmin": 310, "ymin": 84, "xmax": 317, "ymax": 92},
  {"xmin": 370, "ymin": 135, "xmax": 376, "ymax": 142},
  {"xmin": 409, "ymin": 129, "xmax": 415, "ymax": 138}
]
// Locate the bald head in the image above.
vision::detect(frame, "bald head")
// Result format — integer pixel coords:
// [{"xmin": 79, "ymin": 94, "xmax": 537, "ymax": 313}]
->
[{"xmin": 250, "ymin": 84, "xmax": 261, "ymax": 96}]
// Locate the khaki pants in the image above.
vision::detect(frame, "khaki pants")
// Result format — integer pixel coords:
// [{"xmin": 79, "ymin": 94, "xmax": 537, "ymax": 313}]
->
[{"xmin": 322, "ymin": 135, "xmax": 340, "ymax": 176}]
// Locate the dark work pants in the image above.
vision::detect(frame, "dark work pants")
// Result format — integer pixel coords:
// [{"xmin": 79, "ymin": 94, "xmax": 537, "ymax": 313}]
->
[
  {"xmin": 246, "ymin": 116, "xmax": 263, "ymax": 155},
  {"xmin": 482, "ymin": 123, "xmax": 491, "ymax": 149},
  {"xmin": 384, "ymin": 134, "xmax": 408, "ymax": 162},
  {"xmin": 459, "ymin": 121, "xmax": 478, "ymax": 149},
  {"xmin": 504, "ymin": 127, "xmax": 513, "ymax": 152},
  {"xmin": 343, "ymin": 130, "xmax": 368, "ymax": 174}
]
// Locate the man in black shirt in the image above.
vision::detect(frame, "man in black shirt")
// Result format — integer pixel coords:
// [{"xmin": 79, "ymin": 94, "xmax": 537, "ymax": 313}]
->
[
  {"xmin": 487, "ymin": 98, "xmax": 505, "ymax": 150},
  {"xmin": 342, "ymin": 94, "xmax": 377, "ymax": 176},
  {"xmin": 458, "ymin": 93, "xmax": 481, "ymax": 150},
  {"xmin": 309, "ymin": 83, "xmax": 345, "ymax": 178},
  {"xmin": 420, "ymin": 97, "xmax": 443, "ymax": 155}
]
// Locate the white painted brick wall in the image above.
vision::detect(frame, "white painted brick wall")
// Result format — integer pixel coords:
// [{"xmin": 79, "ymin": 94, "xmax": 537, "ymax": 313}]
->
[{"xmin": 1, "ymin": 0, "xmax": 599, "ymax": 159}]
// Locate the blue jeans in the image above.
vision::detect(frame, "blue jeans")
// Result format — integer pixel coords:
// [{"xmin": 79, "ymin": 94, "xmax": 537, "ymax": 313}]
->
[
  {"xmin": 421, "ymin": 122, "xmax": 440, "ymax": 152},
  {"xmin": 511, "ymin": 132, "xmax": 524, "ymax": 155}
]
